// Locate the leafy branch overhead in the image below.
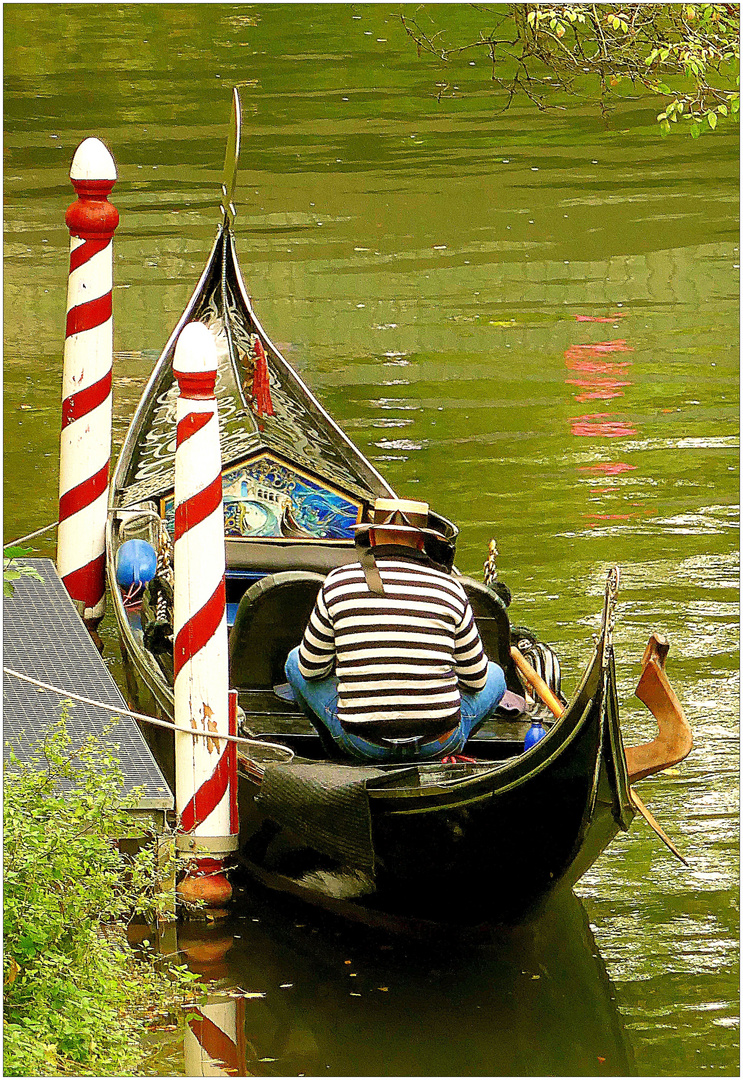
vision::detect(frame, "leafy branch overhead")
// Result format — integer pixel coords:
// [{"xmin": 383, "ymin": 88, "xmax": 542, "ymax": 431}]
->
[{"xmin": 397, "ymin": 3, "xmax": 740, "ymax": 136}]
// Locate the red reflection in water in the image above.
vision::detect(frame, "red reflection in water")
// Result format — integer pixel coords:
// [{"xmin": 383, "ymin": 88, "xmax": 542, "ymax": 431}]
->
[
  {"xmin": 564, "ymin": 341, "xmax": 634, "ymax": 401},
  {"xmin": 574, "ymin": 313, "xmax": 629, "ymax": 323},
  {"xmin": 570, "ymin": 413, "xmax": 638, "ymax": 438},
  {"xmin": 565, "ymin": 341, "xmax": 633, "ymax": 364},
  {"xmin": 565, "ymin": 358, "xmax": 631, "ymax": 373},
  {"xmin": 578, "ymin": 463, "xmax": 638, "ymax": 475},
  {"xmin": 583, "ymin": 508, "xmax": 656, "ymax": 528},
  {"xmin": 564, "ymin": 326, "xmax": 646, "ymax": 522},
  {"xmin": 565, "ymin": 378, "xmax": 631, "ymax": 402}
]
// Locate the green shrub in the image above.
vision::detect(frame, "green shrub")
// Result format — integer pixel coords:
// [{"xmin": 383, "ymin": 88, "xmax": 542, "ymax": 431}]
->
[{"xmin": 3, "ymin": 713, "xmax": 200, "ymax": 1076}]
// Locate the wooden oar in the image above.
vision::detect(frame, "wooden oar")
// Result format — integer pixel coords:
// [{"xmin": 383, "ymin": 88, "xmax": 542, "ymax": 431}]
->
[
  {"xmin": 510, "ymin": 646, "xmax": 564, "ymax": 718},
  {"xmin": 511, "ymin": 644, "xmax": 689, "ymax": 866},
  {"xmin": 628, "ymin": 787, "xmax": 689, "ymax": 866}
]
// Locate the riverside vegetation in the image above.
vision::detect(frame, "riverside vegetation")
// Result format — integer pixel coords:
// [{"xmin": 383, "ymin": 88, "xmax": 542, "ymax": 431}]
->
[{"xmin": 3, "ymin": 713, "xmax": 204, "ymax": 1077}]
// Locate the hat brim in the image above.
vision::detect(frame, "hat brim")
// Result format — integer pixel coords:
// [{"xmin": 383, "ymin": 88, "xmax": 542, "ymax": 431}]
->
[{"xmin": 353, "ymin": 521, "xmax": 446, "ymax": 541}]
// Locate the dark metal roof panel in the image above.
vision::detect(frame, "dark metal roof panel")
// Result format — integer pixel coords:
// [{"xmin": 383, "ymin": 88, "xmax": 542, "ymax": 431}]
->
[{"xmin": 3, "ymin": 559, "xmax": 173, "ymax": 810}]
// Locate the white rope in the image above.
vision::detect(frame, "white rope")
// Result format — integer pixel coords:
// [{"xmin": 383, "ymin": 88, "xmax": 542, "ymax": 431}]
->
[
  {"xmin": 2, "ymin": 667, "xmax": 294, "ymax": 762},
  {"xmin": 4, "ymin": 521, "xmax": 59, "ymax": 549}
]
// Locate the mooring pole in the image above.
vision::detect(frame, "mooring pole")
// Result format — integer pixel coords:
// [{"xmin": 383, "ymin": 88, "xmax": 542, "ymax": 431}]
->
[
  {"xmin": 57, "ymin": 137, "xmax": 119, "ymax": 630},
  {"xmin": 184, "ymin": 996, "xmax": 246, "ymax": 1077},
  {"xmin": 179, "ymin": 922, "xmax": 247, "ymax": 1075},
  {"xmin": 172, "ymin": 322, "xmax": 237, "ymax": 911}
]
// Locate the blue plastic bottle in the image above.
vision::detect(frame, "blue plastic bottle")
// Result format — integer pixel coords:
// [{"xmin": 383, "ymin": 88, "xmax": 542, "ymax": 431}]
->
[{"xmin": 524, "ymin": 718, "xmax": 547, "ymax": 751}]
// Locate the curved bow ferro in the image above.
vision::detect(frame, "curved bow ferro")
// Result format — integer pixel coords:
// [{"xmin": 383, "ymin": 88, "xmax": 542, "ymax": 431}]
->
[
  {"xmin": 220, "ymin": 87, "xmax": 242, "ymax": 226},
  {"xmin": 625, "ymin": 632, "xmax": 693, "ymax": 784}
]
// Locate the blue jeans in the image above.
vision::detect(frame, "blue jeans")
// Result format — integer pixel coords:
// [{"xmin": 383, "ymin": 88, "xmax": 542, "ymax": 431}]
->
[{"xmin": 284, "ymin": 647, "xmax": 506, "ymax": 762}]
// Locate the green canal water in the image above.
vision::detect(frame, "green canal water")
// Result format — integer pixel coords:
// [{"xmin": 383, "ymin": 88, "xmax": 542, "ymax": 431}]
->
[{"xmin": 4, "ymin": 5, "xmax": 739, "ymax": 1076}]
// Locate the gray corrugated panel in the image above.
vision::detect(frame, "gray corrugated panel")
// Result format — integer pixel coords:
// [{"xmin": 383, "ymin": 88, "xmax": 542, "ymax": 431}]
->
[{"xmin": 3, "ymin": 559, "xmax": 173, "ymax": 810}]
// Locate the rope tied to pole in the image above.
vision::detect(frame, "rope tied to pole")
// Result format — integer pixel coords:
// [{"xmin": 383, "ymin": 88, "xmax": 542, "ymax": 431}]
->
[
  {"xmin": 2, "ymin": 666, "xmax": 294, "ymax": 763},
  {"xmin": 4, "ymin": 521, "xmax": 59, "ymax": 550}
]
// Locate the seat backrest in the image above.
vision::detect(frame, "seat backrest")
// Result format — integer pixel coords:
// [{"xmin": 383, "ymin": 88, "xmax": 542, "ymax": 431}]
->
[
  {"xmin": 230, "ymin": 569, "xmax": 520, "ymax": 693},
  {"xmin": 457, "ymin": 575, "xmax": 520, "ymax": 692},
  {"xmin": 229, "ymin": 571, "xmax": 324, "ymax": 689}
]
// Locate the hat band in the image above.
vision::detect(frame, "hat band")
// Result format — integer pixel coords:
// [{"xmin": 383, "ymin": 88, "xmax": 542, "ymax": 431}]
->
[{"xmin": 374, "ymin": 508, "xmax": 427, "ymax": 529}]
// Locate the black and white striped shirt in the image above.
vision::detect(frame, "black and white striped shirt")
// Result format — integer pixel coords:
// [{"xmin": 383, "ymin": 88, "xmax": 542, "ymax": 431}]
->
[{"xmin": 297, "ymin": 546, "xmax": 489, "ymax": 738}]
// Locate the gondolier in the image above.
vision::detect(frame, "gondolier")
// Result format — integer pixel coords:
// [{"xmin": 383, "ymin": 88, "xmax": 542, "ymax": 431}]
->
[{"xmin": 284, "ymin": 497, "xmax": 507, "ymax": 761}]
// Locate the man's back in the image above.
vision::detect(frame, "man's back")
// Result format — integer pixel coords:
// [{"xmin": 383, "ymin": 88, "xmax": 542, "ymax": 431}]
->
[{"xmin": 297, "ymin": 546, "xmax": 488, "ymax": 739}]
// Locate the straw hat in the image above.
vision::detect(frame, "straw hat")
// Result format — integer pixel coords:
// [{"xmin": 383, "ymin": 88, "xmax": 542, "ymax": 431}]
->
[{"xmin": 353, "ymin": 498, "xmax": 445, "ymax": 540}]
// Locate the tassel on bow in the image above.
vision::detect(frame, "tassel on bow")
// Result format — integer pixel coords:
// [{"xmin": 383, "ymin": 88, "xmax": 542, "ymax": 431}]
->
[{"xmin": 251, "ymin": 337, "xmax": 274, "ymax": 418}]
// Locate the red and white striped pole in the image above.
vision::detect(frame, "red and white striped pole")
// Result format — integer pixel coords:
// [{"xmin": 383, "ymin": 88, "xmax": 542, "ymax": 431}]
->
[
  {"xmin": 172, "ymin": 322, "xmax": 238, "ymax": 910},
  {"xmin": 184, "ymin": 996, "xmax": 246, "ymax": 1076},
  {"xmin": 57, "ymin": 137, "xmax": 119, "ymax": 630}
]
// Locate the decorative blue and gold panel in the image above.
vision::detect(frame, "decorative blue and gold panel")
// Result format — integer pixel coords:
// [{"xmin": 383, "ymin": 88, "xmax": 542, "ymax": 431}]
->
[{"xmin": 162, "ymin": 452, "xmax": 362, "ymax": 541}]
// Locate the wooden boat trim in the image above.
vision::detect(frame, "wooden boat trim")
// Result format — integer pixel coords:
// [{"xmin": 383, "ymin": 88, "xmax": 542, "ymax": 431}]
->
[{"xmin": 624, "ymin": 632, "xmax": 693, "ymax": 783}]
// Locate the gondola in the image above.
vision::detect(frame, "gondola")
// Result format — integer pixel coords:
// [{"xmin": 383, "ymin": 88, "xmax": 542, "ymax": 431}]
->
[{"xmin": 106, "ymin": 90, "xmax": 692, "ymax": 927}]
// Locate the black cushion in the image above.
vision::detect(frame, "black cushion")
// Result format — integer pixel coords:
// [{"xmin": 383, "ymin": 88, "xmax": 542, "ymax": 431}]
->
[
  {"xmin": 229, "ymin": 568, "xmax": 519, "ymax": 694},
  {"xmin": 229, "ymin": 571, "xmax": 325, "ymax": 689},
  {"xmin": 457, "ymin": 576, "xmax": 520, "ymax": 692}
]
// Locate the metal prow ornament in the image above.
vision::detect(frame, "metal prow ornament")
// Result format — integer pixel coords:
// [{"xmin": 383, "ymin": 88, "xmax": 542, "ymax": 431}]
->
[{"xmin": 220, "ymin": 87, "xmax": 242, "ymax": 227}]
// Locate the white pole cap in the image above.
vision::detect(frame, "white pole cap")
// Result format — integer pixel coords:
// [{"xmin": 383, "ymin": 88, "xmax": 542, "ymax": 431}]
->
[
  {"xmin": 70, "ymin": 137, "xmax": 117, "ymax": 182},
  {"xmin": 173, "ymin": 322, "xmax": 219, "ymax": 376}
]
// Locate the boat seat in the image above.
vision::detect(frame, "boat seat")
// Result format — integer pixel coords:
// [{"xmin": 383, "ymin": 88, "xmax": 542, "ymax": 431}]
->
[
  {"xmin": 229, "ymin": 570, "xmax": 325, "ymax": 690},
  {"xmin": 457, "ymin": 576, "xmax": 521, "ymax": 693},
  {"xmin": 229, "ymin": 568, "xmax": 520, "ymax": 696}
]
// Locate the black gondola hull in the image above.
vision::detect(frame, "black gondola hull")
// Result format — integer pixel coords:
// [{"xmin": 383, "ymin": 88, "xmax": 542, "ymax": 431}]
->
[{"xmin": 229, "ymin": 639, "xmax": 633, "ymax": 926}]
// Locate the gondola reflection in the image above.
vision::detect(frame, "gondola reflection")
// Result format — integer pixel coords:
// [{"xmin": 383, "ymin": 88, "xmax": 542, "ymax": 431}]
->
[{"xmin": 166, "ymin": 887, "xmax": 635, "ymax": 1077}]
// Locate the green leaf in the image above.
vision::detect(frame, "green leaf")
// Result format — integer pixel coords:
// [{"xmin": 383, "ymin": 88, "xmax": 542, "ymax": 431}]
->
[
  {"xmin": 717, "ymin": 103, "xmax": 728, "ymax": 117},
  {"xmin": 708, "ymin": 111, "xmax": 717, "ymax": 129},
  {"xmin": 690, "ymin": 121, "xmax": 702, "ymax": 138},
  {"xmin": 3, "ymin": 545, "xmax": 33, "ymax": 558}
]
